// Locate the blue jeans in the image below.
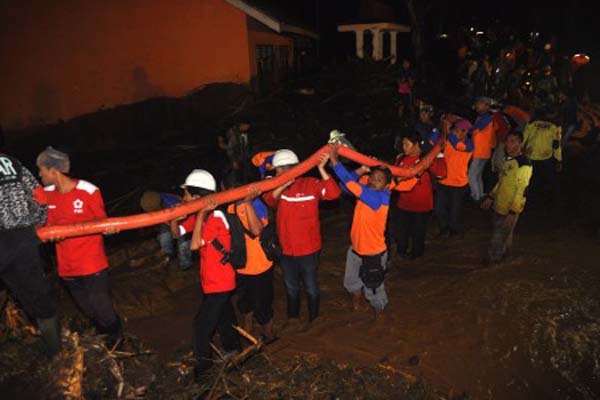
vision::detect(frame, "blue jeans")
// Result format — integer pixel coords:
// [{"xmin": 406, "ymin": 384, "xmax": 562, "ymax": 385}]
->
[
  {"xmin": 280, "ymin": 252, "xmax": 320, "ymax": 321},
  {"xmin": 157, "ymin": 224, "xmax": 193, "ymax": 269},
  {"xmin": 468, "ymin": 157, "xmax": 488, "ymax": 202}
]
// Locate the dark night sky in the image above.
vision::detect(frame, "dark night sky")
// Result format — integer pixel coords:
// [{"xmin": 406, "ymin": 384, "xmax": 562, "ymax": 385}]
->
[{"xmin": 272, "ymin": 0, "xmax": 596, "ymax": 55}]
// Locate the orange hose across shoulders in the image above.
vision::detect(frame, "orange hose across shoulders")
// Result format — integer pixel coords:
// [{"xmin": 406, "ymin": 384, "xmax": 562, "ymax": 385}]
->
[{"xmin": 37, "ymin": 135, "xmax": 445, "ymax": 241}]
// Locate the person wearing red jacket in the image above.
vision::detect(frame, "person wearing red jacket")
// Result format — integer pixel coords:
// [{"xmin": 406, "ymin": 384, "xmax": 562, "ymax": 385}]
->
[
  {"xmin": 263, "ymin": 149, "xmax": 341, "ymax": 330},
  {"xmin": 394, "ymin": 133, "xmax": 447, "ymax": 259},
  {"xmin": 170, "ymin": 169, "xmax": 242, "ymax": 380},
  {"xmin": 36, "ymin": 147, "xmax": 122, "ymax": 349},
  {"xmin": 490, "ymin": 108, "xmax": 513, "ymax": 173}
]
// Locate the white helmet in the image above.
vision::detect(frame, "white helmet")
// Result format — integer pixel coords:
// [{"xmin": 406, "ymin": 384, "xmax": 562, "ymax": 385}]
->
[
  {"xmin": 181, "ymin": 169, "xmax": 216, "ymax": 191},
  {"xmin": 272, "ymin": 149, "xmax": 299, "ymax": 167}
]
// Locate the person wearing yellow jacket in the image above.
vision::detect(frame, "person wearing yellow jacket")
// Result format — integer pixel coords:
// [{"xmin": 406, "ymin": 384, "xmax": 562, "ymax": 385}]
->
[
  {"xmin": 522, "ymin": 111, "xmax": 562, "ymax": 207},
  {"xmin": 481, "ymin": 131, "xmax": 533, "ymax": 264}
]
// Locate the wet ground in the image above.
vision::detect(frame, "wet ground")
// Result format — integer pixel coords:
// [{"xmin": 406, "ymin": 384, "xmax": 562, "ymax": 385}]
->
[{"xmin": 104, "ymin": 192, "xmax": 598, "ymax": 399}]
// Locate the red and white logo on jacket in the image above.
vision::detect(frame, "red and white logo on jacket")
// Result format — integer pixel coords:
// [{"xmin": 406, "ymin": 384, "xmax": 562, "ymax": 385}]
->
[{"xmin": 73, "ymin": 198, "xmax": 84, "ymax": 214}]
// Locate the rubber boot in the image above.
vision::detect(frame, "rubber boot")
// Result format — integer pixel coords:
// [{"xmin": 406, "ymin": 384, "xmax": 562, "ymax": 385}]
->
[
  {"xmin": 98, "ymin": 317, "xmax": 123, "ymax": 351},
  {"xmin": 37, "ymin": 316, "xmax": 61, "ymax": 357}
]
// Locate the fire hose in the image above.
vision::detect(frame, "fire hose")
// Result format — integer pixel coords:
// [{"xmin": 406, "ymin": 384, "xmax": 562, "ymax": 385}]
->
[{"xmin": 37, "ymin": 138, "xmax": 445, "ymax": 241}]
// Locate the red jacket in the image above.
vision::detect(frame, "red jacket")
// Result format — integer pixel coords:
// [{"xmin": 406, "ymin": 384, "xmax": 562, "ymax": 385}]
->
[
  {"xmin": 395, "ymin": 155, "xmax": 447, "ymax": 212},
  {"xmin": 263, "ymin": 176, "xmax": 341, "ymax": 256},
  {"xmin": 491, "ymin": 111, "xmax": 512, "ymax": 145}
]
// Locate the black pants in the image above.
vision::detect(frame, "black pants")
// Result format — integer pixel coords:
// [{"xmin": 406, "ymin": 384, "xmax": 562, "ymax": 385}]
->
[
  {"xmin": 236, "ymin": 268, "xmax": 274, "ymax": 325},
  {"xmin": 436, "ymin": 184, "xmax": 467, "ymax": 234},
  {"xmin": 385, "ymin": 196, "xmax": 400, "ymax": 251},
  {"xmin": 280, "ymin": 252, "xmax": 320, "ymax": 321},
  {"xmin": 63, "ymin": 269, "xmax": 121, "ymax": 342},
  {"xmin": 530, "ymin": 159, "xmax": 559, "ymax": 206},
  {"xmin": 0, "ymin": 226, "xmax": 56, "ymax": 319},
  {"xmin": 395, "ymin": 209, "xmax": 430, "ymax": 258},
  {"xmin": 193, "ymin": 291, "xmax": 241, "ymax": 373}
]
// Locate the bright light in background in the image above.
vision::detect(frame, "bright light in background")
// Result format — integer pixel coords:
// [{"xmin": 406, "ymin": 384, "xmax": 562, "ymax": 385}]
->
[
  {"xmin": 571, "ymin": 53, "xmax": 591, "ymax": 67},
  {"xmin": 439, "ymin": 33, "xmax": 448, "ymax": 39},
  {"xmin": 572, "ymin": 53, "xmax": 590, "ymax": 61},
  {"xmin": 476, "ymin": 31, "xmax": 484, "ymax": 36},
  {"xmin": 469, "ymin": 27, "xmax": 474, "ymax": 32}
]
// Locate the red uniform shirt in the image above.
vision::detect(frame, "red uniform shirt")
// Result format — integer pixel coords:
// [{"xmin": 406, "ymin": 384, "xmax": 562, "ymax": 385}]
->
[
  {"xmin": 41, "ymin": 180, "xmax": 108, "ymax": 277},
  {"xmin": 491, "ymin": 111, "xmax": 512, "ymax": 145},
  {"xmin": 263, "ymin": 176, "xmax": 341, "ymax": 256},
  {"xmin": 179, "ymin": 210, "xmax": 236, "ymax": 294},
  {"xmin": 395, "ymin": 156, "xmax": 447, "ymax": 212}
]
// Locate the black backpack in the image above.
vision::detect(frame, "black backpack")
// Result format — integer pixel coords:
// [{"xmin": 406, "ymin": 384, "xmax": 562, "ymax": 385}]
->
[
  {"xmin": 259, "ymin": 222, "xmax": 282, "ymax": 262},
  {"xmin": 359, "ymin": 253, "xmax": 385, "ymax": 294},
  {"xmin": 212, "ymin": 205, "xmax": 282, "ymax": 268},
  {"xmin": 211, "ymin": 206, "xmax": 247, "ymax": 269}
]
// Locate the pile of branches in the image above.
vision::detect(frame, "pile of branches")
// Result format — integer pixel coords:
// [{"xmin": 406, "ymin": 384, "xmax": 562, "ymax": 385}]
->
[{"xmin": 1, "ymin": 301, "xmax": 450, "ymax": 399}]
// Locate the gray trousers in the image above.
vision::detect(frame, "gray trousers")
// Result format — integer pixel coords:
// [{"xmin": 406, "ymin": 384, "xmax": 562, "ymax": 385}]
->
[
  {"xmin": 488, "ymin": 213, "xmax": 519, "ymax": 263},
  {"xmin": 343, "ymin": 247, "xmax": 388, "ymax": 311},
  {"xmin": 491, "ymin": 142, "xmax": 505, "ymax": 173}
]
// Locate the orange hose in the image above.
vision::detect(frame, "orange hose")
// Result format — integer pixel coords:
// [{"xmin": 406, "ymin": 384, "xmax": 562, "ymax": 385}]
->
[{"xmin": 37, "ymin": 136, "xmax": 445, "ymax": 240}]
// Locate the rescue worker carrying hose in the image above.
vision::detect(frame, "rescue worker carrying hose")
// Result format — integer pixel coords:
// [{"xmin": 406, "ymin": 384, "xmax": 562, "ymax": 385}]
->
[
  {"xmin": 0, "ymin": 151, "xmax": 60, "ymax": 356},
  {"xmin": 35, "ymin": 147, "xmax": 123, "ymax": 349},
  {"xmin": 263, "ymin": 149, "xmax": 342, "ymax": 332}
]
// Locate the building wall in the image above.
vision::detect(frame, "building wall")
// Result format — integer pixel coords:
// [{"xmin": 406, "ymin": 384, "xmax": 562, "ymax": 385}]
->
[{"xmin": 0, "ymin": 0, "xmax": 252, "ymax": 129}]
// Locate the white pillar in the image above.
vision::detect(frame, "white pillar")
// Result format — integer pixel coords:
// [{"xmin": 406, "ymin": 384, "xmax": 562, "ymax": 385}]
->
[
  {"xmin": 355, "ymin": 30, "xmax": 364, "ymax": 59},
  {"xmin": 390, "ymin": 31, "xmax": 398, "ymax": 64},
  {"xmin": 371, "ymin": 29, "xmax": 383, "ymax": 61}
]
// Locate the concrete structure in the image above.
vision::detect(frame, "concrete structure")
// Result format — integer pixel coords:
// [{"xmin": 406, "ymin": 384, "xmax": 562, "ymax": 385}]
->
[
  {"xmin": 0, "ymin": 0, "xmax": 316, "ymax": 129},
  {"xmin": 337, "ymin": 22, "xmax": 411, "ymax": 64}
]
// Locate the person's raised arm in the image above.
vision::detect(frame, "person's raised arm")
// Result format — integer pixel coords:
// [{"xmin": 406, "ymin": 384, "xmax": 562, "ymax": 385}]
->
[
  {"xmin": 191, "ymin": 199, "xmax": 217, "ymax": 250},
  {"xmin": 243, "ymin": 186, "xmax": 263, "ymax": 237}
]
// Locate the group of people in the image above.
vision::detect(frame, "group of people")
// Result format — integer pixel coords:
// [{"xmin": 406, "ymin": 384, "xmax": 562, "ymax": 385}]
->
[{"xmin": 1, "ymin": 94, "xmax": 563, "ymax": 381}]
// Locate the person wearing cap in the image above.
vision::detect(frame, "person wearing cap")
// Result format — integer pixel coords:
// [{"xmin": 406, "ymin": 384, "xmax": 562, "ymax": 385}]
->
[
  {"xmin": 329, "ymin": 143, "xmax": 392, "ymax": 317},
  {"xmin": 170, "ymin": 169, "xmax": 241, "ymax": 380},
  {"xmin": 251, "ymin": 151, "xmax": 276, "ymax": 179},
  {"xmin": 481, "ymin": 131, "xmax": 532, "ymax": 264},
  {"xmin": 393, "ymin": 132, "xmax": 447, "ymax": 259},
  {"xmin": 140, "ymin": 191, "xmax": 192, "ymax": 270},
  {"xmin": 263, "ymin": 149, "xmax": 341, "ymax": 330},
  {"xmin": 521, "ymin": 109, "xmax": 562, "ymax": 208},
  {"xmin": 35, "ymin": 146, "xmax": 122, "ymax": 349},
  {"xmin": 432, "ymin": 119, "xmax": 474, "ymax": 237},
  {"xmin": 468, "ymin": 97, "xmax": 497, "ymax": 203},
  {"xmin": 221, "ymin": 170, "xmax": 276, "ymax": 343},
  {"xmin": 0, "ymin": 151, "xmax": 60, "ymax": 356}
]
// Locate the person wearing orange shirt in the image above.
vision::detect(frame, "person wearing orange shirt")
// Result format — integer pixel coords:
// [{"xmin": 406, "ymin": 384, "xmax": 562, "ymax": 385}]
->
[
  {"xmin": 433, "ymin": 119, "xmax": 474, "ymax": 237},
  {"xmin": 468, "ymin": 97, "xmax": 496, "ymax": 202},
  {"xmin": 329, "ymin": 144, "xmax": 391, "ymax": 316},
  {"xmin": 222, "ymin": 171, "xmax": 276, "ymax": 343}
]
